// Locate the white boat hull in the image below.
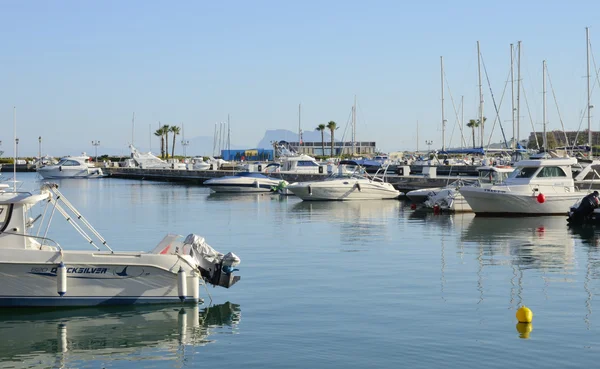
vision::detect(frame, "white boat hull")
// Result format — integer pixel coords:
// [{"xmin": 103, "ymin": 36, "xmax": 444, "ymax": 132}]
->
[
  {"xmin": 204, "ymin": 176, "xmax": 282, "ymax": 193},
  {"xmin": 460, "ymin": 187, "xmax": 583, "ymax": 215},
  {"xmin": 37, "ymin": 167, "xmax": 103, "ymax": 179},
  {"xmin": 0, "ymin": 249, "xmax": 201, "ymax": 307},
  {"xmin": 425, "ymin": 189, "xmax": 472, "ymax": 212},
  {"xmin": 288, "ymin": 180, "xmax": 400, "ymax": 201}
]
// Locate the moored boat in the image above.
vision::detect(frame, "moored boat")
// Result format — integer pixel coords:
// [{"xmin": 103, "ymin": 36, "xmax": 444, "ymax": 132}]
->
[
  {"xmin": 203, "ymin": 172, "xmax": 287, "ymax": 193},
  {"xmin": 286, "ymin": 160, "xmax": 400, "ymax": 201},
  {"xmin": 0, "ymin": 183, "xmax": 240, "ymax": 307}
]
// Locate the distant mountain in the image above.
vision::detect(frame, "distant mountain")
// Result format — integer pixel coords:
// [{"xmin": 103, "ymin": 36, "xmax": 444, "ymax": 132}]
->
[{"xmin": 256, "ymin": 129, "xmax": 335, "ymax": 149}]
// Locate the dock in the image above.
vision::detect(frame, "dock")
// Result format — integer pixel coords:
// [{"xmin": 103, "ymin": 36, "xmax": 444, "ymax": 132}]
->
[{"xmin": 102, "ymin": 167, "xmax": 470, "ymax": 192}]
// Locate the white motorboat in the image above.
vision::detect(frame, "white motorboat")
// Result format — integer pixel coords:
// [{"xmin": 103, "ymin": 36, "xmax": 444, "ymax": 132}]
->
[
  {"xmin": 406, "ymin": 187, "xmax": 443, "ymax": 203},
  {"xmin": 203, "ymin": 172, "xmax": 287, "ymax": 193},
  {"xmin": 0, "ymin": 183, "xmax": 240, "ymax": 307},
  {"xmin": 264, "ymin": 154, "xmax": 334, "ymax": 175},
  {"xmin": 286, "ymin": 160, "xmax": 401, "ymax": 201},
  {"xmin": 459, "ymin": 157, "xmax": 589, "ymax": 215},
  {"xmin": 37, "ymin": 155, "xmax": 103, "ymax": 179},
  {"xmin": 424, "ymin": 166, "xmax": 514, "ymax": 212}
]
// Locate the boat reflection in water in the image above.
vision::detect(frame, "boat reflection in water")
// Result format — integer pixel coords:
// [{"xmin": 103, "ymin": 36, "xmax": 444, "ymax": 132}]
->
[
  {"xmin": 461, "ymin": 216, "xmax": 575, "ymax": 270},
  {"xmin": 206, "ymin": 192, "xmax": 281, "ymax": 203},
  {"xmin": 0, "ymin": 302, "xmax": 240, "ymax": 368},
  {"xmin": 289, "ymin": 200, "xmax": 401, "ymax": 246}
]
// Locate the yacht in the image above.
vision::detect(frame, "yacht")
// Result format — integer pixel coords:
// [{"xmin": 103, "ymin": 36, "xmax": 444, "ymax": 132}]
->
[
  {"xmin": 37, "ymin": 155, "xmax": 103, "ymax": 179},
  {"xmin": 203, "ymin": 172, "xmax": 287, "ymax": 193},
  {"xmin": 285, "ymin": 160, "xmax": 401, "ymax": 201},
  {"xmin": 459, "ymin": 157, "xmax": 588, "ymax": 215},
  {"xmin": 264, "ymin": 154, "xmax": 334, "ymax": 175},
  {"xmin": 424, "ymin": 166, "xmax": 514, "ymax": 212},
  {"xmin": 0, "ymin": 183, "xmax": 240, "ymax": 307}
]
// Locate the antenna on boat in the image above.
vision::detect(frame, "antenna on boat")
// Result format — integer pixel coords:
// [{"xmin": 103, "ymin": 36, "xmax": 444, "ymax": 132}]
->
[
  {"xmin": 12, "ymin": 106, "xmax": 16, "ymax": 191},
  {"xmin": 477, "ymin": 41, "xmax": 485, "ymax": 150},
  {"xmin": 543, "ymin": 60, "xmax": 548, "ymax": 152},
  {"xmin": 441, "ymin": 56, "xmax": 446, "ymax": 152}
]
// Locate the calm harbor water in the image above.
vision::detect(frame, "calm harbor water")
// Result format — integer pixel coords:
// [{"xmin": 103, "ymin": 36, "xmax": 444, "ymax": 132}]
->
[{"xmin": 2, "ymin": 173, "xmax": 600, "ymax": 368}]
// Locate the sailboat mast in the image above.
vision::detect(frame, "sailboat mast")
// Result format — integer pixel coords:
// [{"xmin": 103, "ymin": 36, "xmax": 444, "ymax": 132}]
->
[
  {"xmin": 587, "ymin": 27, "xmax": 593, "ymax": 151},
  {"xmin": 298, "ymin": 103, "xmax": 302, "ymax": 151},
  {"xmin": 441, "ymin": 56, "xmax": 446, "ymax": 151},
  {"xmin": 543, "ymin": 60, "xmax": 548, "ymax": 151},
  {"xmin": 510, "ymin": 44, "xmax": 515, "ymax": 150},
  {"xmin": 477, "ymin": 41, "xmax": 484, "ymax": 149},
  {"xmin": 416, "ymin": 120, "xmax": 419, "ymax": 153},
  {"xmin": 352, "ymin": 95, "xmax": 357, "ymax": 156},
  {"xmin": 461, "ymin": 96, "xmax": 464, "ymax": 149},
  {"xmin": 131, "ymin": 112, "xmax": 135, "ymax": 146},
  {"xmin": 517, "ymin": 41, "xmax": 521, "ymax": 148},
  {"xmin": 13, "ymin": 106, "xmax": 16, "ymax": 191}
]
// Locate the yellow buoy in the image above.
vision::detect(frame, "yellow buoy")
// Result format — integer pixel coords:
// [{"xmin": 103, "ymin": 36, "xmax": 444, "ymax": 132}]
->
[
  {"xmin": 516, "ymin": 322, "xmax": 533, "ymax": 339},
  {"xmin": 516, "ymin": 306, "xmax": 533, "ymax": 323}
]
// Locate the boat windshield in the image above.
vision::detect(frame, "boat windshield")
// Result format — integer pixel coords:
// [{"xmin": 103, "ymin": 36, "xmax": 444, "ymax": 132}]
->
[
  {"xmin": 508, "ymin": 167, "xmax": 538, "ymax": 179},
  {"xmin": 478, "ymin": 170, "xmax": 510, "ymax": 184},
  {"xmin": 56, "ymin": 159, "xmax": 82, "ymax": 166}
]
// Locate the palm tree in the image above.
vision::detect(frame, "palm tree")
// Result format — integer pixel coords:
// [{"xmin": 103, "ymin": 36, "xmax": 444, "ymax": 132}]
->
[
  {"xmin": 170, "ymin": 126, "xmax": 181, "ymax": 158},
  {"xmin": 466, "ymin": 119, "xmax": 479, "ymax": 148},
  {"xmin": 316, "ymin": 124, "xmax": 326, "ymax": 156},
  {"xmin": 154, "ymin": 127, "xmax": 165, "ymax": 158},
  {"xmin": 326, "ymin": 121, "xmax": 337, "ymax": 157},
  {"xmin": 162, "ymin": 124, "xmax": 170, "ymax": 158}
]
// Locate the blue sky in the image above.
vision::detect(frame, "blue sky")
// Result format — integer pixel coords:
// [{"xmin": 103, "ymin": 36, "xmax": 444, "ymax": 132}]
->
[{"xmin": 1, "ymin": 0, "xmax": 600, "ymax": 156}]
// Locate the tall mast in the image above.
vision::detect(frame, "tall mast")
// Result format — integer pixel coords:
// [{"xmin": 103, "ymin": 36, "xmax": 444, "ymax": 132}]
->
[
  {"xmin": 477, "ymin": 41, "xmax": 484, "ymax": 148},
  {"xmin": 441, "ymin": 56, "xmax": 446, "ymax": 151},
  {"xmin": 213, "ymin": 123, "xmax": 217, "ymax": 156},
  {"xmin": 352, "ymin": 95, "xmax": 357, "ymax": 156},
  {"xmin": 13, "ymin": 106, "xmax": 16, "ymax": 191},
  {"xmin": 461, "ymin": 96, "xmax": 464, "ymax": 149},
  {"xmin": 416, "ymin": 120, "xmax": 419, "ymax": 153},
  {"xmin": 298, "ymin": 103, "xmax": 302, "ymax": 151},
  {"xmin": 543, "ymin": 60, "xmax": 548, "ymax": 151},
  {"xmin": 227, "ymin": 114, "xmax": 231, "ymax": 153},
  {"xmin": 510, "ymin": 44, "xmax": 515, "ymax": 150},
  {"xmin": 587, "ymin": 27, "xmax": 593, "ymax": 151},
  {"xmin": 131, "ymin": 112, "xmax": 135, "ymax": 146},
  {"xmin": 517, "ymin": 41, "xmax": 522, "ymax": 148}
]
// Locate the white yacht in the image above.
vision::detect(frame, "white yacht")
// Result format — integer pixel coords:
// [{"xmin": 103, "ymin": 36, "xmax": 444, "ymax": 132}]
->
[
  {"xmin": 37, "ymin": 155, "xmax": 103, "ymax": 179},
  {"xmin": 424, "ymin": 166, "xmax": 514, "ymax": 212},
  {"xmin": 0, "ymin": 183, "xmax": 240, "ymax": 307},
  {"xmin": 286, "ymin": 160, "xmax": 401, "ymax": 201},
  {"xmin": 264, "ymin": 154, "xmax": 334, "ymax": 175},
  {"xmin": 459, "ymin": 157, "xmax": 588, "ymax": 215},
  {"xmin": 203, "ymin": 172, "xmax": 287, "ymax": 193}
]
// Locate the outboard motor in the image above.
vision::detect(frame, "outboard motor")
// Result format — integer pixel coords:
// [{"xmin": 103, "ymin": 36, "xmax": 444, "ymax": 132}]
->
[
  {"xmin": 183, "ymin": 234, "xmax": 241, "ymax": 288},
  {"xmin": 568, "ymin": 191, "xmax": 600, "ymax": 225}
]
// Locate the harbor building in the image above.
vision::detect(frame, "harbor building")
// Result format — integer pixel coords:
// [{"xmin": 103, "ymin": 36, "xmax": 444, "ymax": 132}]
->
[{"xmin": 282, "ymin": 141, "xmax": 377, "ymax": 156}]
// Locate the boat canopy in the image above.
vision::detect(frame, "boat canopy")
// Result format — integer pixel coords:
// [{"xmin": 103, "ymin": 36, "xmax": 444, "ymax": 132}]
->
[{"xmin": 438, "ymin": 148, "xmax": 485, "ymax": 155}]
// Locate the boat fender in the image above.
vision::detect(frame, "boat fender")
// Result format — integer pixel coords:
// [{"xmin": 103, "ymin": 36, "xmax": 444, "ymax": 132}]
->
[
  {"xmin": 355, "ymin": 182, "xmax": 362, "ymax": 192},
  {"xmin": 59, "ymin": 166, "xmax": 62, "ymax": 172},
  {"xmin": 190, "ymin": 271, "xmax": 200, "ymax": 302},
  {"xmin": 254, "ymin": 180, "xmax": 260, "ymax": 188},
  {"xmin": 536, "ymin": 193, "xmax": 545, "ymax": 204},
  {"xmin": 308, "ymin": 185, "xmax": 312, "ymax": 195},
  {"xmin": 177, "ymin": 267, "xmax": 187, "ymax": 302},
  {"xmin": 57, "ymin": 262, "xmax": 67, "ymax": 296}
]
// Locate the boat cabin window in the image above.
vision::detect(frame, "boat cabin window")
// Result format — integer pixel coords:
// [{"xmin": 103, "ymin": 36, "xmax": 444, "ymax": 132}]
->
[
  {"xmin": 478, "ymin": 170, "xmax": 504, "ymax": 184},
  {"xmin": 511, "ymin": 167, "xmax": 538, "ymax": 179},
  {"xmin": 0, "ymin": 205, "xmax": 11, "ymax": 232},
  {"xmin": 297, "ymin": 161, "xmax": 318, "ymax": 167},
  {"xmin": 57, "ymin": 159, "xmax": 81, "ymax": 166},
  {"xmin": 536, "ymin": 166, "xmax": 567, "ymax": 178}
]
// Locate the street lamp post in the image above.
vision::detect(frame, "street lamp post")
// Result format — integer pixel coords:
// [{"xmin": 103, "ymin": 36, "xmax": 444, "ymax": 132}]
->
[
  {"xmin": 181, "ymin": 140, "xmax": 190, "ymax": 159},
  {"xmin": 38, "ymin": 136, "xmax": 42, "ymax": 158},
  {"xmin": 425, "ymin": 140, "xmax": 433, "ymax": 152},
  {"xmin": 91, "ymin": 140, "xmax": 100, "ymax": 163},
  {"xmin": 15, "ymin": 138, "xmax": 19, "ymax": 162}
]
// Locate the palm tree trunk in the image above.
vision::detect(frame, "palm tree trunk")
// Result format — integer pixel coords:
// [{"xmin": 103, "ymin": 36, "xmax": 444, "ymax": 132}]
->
[
  {"xmin": 321, "ymin": 131, "xmax": 325, "ymax": 156},
  {"xmin": 165, "ymin": 132, "xmax": 169, "ymax": 158},
  {"xmin": 172, "ymin": 134, "xmax": 176, "ymax": 158},
  {"xmin": 330, "ymin": 129, "xmax": 334, "ymax": 157},
  {"xmin": 161, "ymin": 137, "xmax": 165, "ymax": 158},
  {"xmin": 472, "ymin": 128, "xmax": 475, "ymax": 149}
]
